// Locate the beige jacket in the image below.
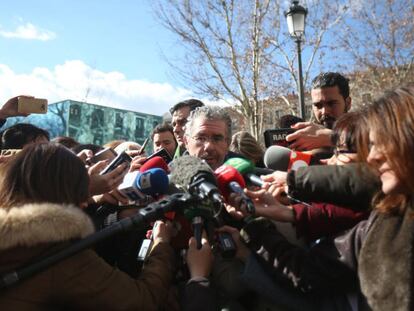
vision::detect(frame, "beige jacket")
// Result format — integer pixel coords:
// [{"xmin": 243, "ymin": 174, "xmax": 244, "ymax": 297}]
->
[{"xmin": 0, "ymin": 202, "xmax": 176, "ymax": 311}]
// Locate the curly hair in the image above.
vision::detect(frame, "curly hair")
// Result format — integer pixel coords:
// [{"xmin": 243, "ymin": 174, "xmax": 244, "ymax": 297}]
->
[{"xmin": 185, "ymin": 106, "xmax": 232, "ymax": 143}]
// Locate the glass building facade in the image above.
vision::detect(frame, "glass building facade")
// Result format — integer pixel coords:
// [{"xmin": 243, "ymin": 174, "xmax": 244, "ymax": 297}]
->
[{"xmin": 1, "ymin": 100, "xmax": 162, "ymax": 150}]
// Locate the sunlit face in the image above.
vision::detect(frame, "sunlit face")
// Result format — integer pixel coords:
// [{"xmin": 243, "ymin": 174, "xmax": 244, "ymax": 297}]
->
[
  {"xmin": 184, "ymin": 117, "xmax": 229, "ymax": 170},
  {"xmin": 311, "ymin": 86, "xmax": 351, "ymax": 129},
  {"xmin": 153, "ymin": 131, "xmax": 177, "ymax": 157},
  {"xmin": 171, "ymin": 106, "xmax": 191, "ymax": 147},
  {"xmin": 367, "ymin": 131, "xmax": 403, "ymax": 195}
]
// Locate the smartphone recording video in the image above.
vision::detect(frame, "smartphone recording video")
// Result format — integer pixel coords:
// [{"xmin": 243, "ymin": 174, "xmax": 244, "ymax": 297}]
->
[
  {"xmin": 17, "ymin": 97, "xmax": 48, "ymax": 114},
  {"xmin": 99, "ymin": 151, "xmax": 132, "ymax": 175},
  {"xmin": 143, "ymin": 148, "xmax": 173, "ymax": 164},
  {"xmin": 89, "ymin": 148, "xmax": 117, "ymax": 164}
]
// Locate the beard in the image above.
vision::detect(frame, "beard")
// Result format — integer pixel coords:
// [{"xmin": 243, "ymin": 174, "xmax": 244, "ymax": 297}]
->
[{"xmin": 320, "ymin": 115, "xmax": 336, "ymax": 129}]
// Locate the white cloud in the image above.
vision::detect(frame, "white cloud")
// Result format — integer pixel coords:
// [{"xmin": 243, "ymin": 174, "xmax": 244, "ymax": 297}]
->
[
  {"xmin": 0, "ymin": 60, "xmax": 202, "ymax": 116},
  {"xmin": 0, "ymin": 22, "xmax": 56, "ymax": 41}
]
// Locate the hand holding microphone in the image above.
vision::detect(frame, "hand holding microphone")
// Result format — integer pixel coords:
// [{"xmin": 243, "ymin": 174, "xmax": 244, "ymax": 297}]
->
[
  {"xmin": 169, "ymin": 156, "xmax": 237, "ymax": 257},
  {"xmin": 261, "ymin": 171, "xmax": 289, "ymax": 201},
  {"xmin": 224, "ymin": 157, "xmax": 265, "ymax": 188},
  {"xmin": 186, "ymin": 231, "xmax": 214, "ymax": 279},
  {"xmin": 242, "ymin": 188, "xmax": 294, "ymax": 222},
  {"xmin": 214, "ymin": 164, "xmax": 255, "ymax": 217},
  {"xmin": 216, "ymin": 226, "xmax": 251, "ymax": 262},
  {"xmin": 169, "ymin": 156, "xmax": 222, "ymax": 250},
  {"xmin": 261, "ymin": 171, "xmax": 315, "ymax": 206}
]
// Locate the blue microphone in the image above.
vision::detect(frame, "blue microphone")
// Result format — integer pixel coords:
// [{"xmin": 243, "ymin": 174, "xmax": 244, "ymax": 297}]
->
[{"xmin": 119, "ymin": 168, "xmax": 169, "ymax": 201}]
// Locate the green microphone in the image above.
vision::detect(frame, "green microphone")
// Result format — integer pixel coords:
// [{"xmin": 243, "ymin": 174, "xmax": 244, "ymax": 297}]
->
[
  {"xmin": 225, "ymin": 157, "xmax": 314, "ymax": 208},
  {"xmin": 224, "ymin": 157, "xmax": 265, "ymax": 187}
]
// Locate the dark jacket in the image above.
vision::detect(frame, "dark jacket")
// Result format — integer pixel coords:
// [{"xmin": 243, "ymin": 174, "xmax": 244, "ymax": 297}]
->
[
  {"xmin": 287, "ymin": 163, "xmax": 381, "ymax": 209},
  {"xmin": 241, "ymin": 218, "xmax": 360, "ymax": 296},
  {"xmin": 183, "ymin": 282, "xmax": 217, "ymax": 311},
  {"xmin": 242, "ymin": 200, "xmax": 414, "ymax": 311},
  {"xmin": 0, "ymin": 202, "xmax": 176, "ymax": 311}
]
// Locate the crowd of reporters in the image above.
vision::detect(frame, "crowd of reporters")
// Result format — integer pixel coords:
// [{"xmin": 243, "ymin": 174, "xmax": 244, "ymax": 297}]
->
[{"xmin": 0, "ymin": 75, "xmax": 413, "ymax": 311}]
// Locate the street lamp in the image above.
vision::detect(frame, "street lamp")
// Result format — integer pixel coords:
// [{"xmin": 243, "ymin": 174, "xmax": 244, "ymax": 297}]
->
[{"xmin": 285, "ymin": 0, "xmax": 308, "ymax": 119}]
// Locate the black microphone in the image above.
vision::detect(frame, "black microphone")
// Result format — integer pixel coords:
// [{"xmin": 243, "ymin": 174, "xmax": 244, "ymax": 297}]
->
[
  {"xmin": 169, "ymin": 155, "xmax": 224, "ymax": 206},
  {"xmin": 169, "ymin": 156, "xmax": 236, "ymax": 256}
]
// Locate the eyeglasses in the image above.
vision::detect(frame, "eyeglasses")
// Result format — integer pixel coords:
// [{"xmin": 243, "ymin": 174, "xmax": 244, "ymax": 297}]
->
[{"xmin": 191, "ymin": 135, "xmax": 226, "ymax": 145}]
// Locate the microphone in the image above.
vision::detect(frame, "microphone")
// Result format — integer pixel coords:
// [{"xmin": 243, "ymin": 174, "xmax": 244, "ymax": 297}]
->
[
  {"xmin": 170, "ymin": 155, "xmax": 225, "ymax": 250},
  {"xmin": 264, "ymin": 145, "xmax": 317, "ymax": 171},
  {"xmin": 139, "ymin": 156, "xmax": 169, "ymax": 173},
  {"xmin": 225, "ymin": 157, "xmax": 312, "ymax": 208},
  {"xmin": 224, "ymin": 157, "xmax": 264, "ymax": 187},
  {"xmin": 169, "ymin": 155, "xmax": 224, "ymax": 206},
  {"xmin": 94, "ymin": 168, "xmax": 169, "ymax": 223},
  {"xmin": 118, "ymin": 168, "xmax": 169, "ymax": 201},
  {"xmin": 214, "ymin": 165, "xmax": 255, "ymax": 215}
]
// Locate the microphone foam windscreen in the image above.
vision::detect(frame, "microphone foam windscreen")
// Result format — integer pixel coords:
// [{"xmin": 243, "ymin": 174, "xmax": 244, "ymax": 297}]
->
[
  {"xmin": 140, "ymin": 156, "xmax": 169, "ymax": 173},
  {"xmin": 224, "ymin": 157, "xmax": 255, "ymax": 174},
  {"xmin": 264, "ymin": 145, "xmax": 291, "ymax": 171},
  {"xmin": 169, "ymin": 155, "xmax": 214, "ymax": 190}
]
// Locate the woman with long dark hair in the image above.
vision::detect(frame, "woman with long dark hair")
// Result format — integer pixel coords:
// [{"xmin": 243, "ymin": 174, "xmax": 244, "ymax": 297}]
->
[{"xmin": 0, "ymin": 143, "xmax": 176, "ymax": 311}]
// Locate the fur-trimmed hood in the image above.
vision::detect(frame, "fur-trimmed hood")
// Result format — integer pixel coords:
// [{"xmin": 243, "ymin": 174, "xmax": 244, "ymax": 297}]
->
[{"xmin": 0, "ymin": 202, "xmax": 94, "ymax": 250}]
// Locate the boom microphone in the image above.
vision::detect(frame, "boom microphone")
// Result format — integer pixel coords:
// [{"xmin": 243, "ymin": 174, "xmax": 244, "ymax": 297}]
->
[
  {"xmin": 214, "ymin": 165, "xmax": 255, "ymax": 215},
  {"xmin": 264, "ymin": 145, "xmax": 317, "ymax": 171}
]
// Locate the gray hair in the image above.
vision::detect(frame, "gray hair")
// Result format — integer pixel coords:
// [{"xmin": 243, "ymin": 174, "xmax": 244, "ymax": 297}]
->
[{"xmin": 185, "ymin": 105, "xmax": 232, "ymax": 141}]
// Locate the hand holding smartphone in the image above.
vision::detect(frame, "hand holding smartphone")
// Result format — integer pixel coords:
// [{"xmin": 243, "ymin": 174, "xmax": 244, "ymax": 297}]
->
[
  {"xmin": 264, "ymin": 128, "xmax": 295, "ymax": 148},
  {"xmin": 89, "ymin": 148, "xmax": 117, "ymax": 165},
  {"xmin": 100, "ymin": 151, "xmax": 132, "ymax": 175},
  {"xmin": 143, "ymin": 148, "xmax": 173, "ymax": 164},
  {"xmin": 17, "ymin": 96, "xmax": 48, "ymax": 114}
]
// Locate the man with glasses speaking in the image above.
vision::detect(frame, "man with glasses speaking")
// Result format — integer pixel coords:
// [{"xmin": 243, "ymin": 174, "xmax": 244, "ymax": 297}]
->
[{"xmin": 183, "ymin": 105, "xmax": 232, "ymax": 170}]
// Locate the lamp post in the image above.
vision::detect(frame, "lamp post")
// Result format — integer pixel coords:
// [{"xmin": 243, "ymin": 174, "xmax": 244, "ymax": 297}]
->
[{"xmin": 285, "ymin": 0, "xmax": 308, "ymax": 119}]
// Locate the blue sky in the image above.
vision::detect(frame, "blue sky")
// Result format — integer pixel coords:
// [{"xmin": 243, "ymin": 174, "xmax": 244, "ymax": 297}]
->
[{"xmin": 0, "ymin": 0, "xmax": 198, "ymax": 115}]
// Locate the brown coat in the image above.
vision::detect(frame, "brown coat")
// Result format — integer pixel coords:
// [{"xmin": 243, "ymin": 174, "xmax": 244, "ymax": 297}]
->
[{"xmin": 0, "ymin": 202, "xmax": 176, "ymax": 311}]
